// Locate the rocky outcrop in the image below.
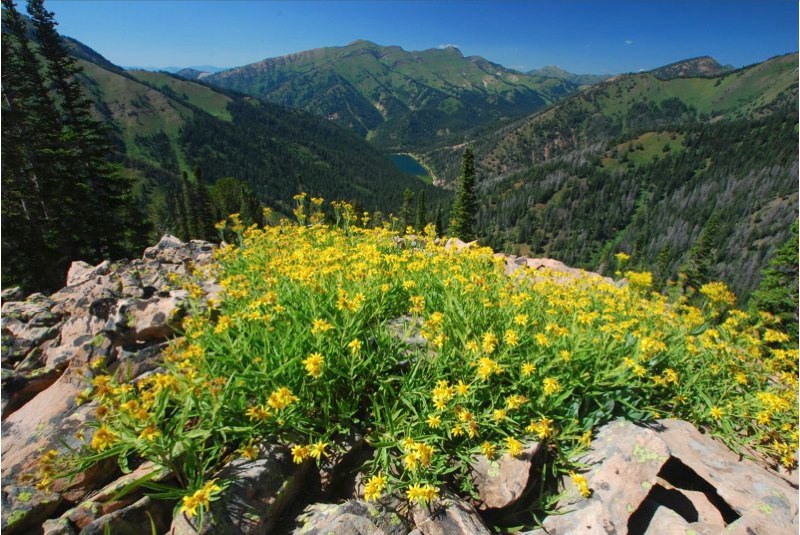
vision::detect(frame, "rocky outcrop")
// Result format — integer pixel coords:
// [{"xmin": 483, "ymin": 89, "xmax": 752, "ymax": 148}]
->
[
  {"xmin": 1, "ymin": 236, "xmax": 216, "ymax": 534},
  {"xmin": 170, "ymin": 444, "xmax": 309, "ymax": 535},
  {"xmin": 526, "ymin": 419, "xmax": 799, "ymax": 535},
  {"xmin": 1, "ymin": 235, "xmax": 796, "ymax": 534},
  {"xmin": 293, "ymin": 500, "xmax": 410, "ymax": 535}
]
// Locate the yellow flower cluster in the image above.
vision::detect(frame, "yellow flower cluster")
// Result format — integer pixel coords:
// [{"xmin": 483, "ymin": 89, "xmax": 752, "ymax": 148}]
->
[
  {"xmin": 67, "ymin": 195, "xmax": 797, "ymax": 518},
  {"xmin": 180, "ymin": 480, "xmax": 222, "ymax": 518}
]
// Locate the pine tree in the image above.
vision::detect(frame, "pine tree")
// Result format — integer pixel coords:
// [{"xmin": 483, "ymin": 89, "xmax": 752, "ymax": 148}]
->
[
  {"xmin": 27, "ymin": 0, "xmax": 134, "ymax": 262},
  {"xmin": 415, "ymin": 190, "xmax": 427, "ymax": 231},
  {"xmin": 449, "ymin": 145, "xmax": 478, "ymax": 241},
  {"xmin": 434, "ymin": 204, "xmax": 444, "ymax": 237},
  {"xmin": 178, "ymin": 171, "xmax": 194, "ymax": 240},
  {"xmin": 680, "ymin": 213, "xmax": 720, "ymax": 294},
  {"xmin": 2, "ymin": 0, "xmax": 74, "ymax": 289},
  {"xmin": 399, "ymin": 188, "xmax": 414, "ymax": 234},
  {"xmin": 750, "ymin": 222, "xmax": 799, "ymax": 339}
]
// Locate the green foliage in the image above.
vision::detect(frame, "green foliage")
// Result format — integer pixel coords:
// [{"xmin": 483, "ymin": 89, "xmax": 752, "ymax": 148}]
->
[
  {"xmin": 415, "ymin": 190, "xmax": 427, "ymax": 232},
  {"xmin": 680, "ymin": 212, "xmax": 720, "ymax": 294},
  {"xmin": 62, "ymin": 211, "xmax": 797, "ymax": 526},
  {"xmin": 399, "ymin": 189, "xmax": 414, "ymax": 233},
  {"xmin": 751, "ymin": 222, "xmax": 799, "ymax": 339},
  {"xmin": 204, "ymin": 40, "xmax": 577, "ymax": 150},
  {"xmin": 1, "ymin": 0, "xmax": 147, "ymax": 292},
  {"xmin": 449, "ymin": 146, "xmax": 478, "ymax": 242}
]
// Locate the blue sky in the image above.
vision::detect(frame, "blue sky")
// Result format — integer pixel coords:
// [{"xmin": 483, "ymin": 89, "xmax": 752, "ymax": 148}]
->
[{"xmin": 46, "ymin": 0, "xmax": 798, "ymax": 74}]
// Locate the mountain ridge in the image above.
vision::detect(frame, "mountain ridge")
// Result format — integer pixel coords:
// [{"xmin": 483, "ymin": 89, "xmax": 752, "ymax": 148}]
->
[{"xmin": 202, "ymin": 40, "xmax": 579, "ymax": 149}]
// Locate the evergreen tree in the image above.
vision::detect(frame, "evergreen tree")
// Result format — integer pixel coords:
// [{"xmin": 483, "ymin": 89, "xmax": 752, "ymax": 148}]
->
[
  {"xmin": 449, "ymin": 145, "xmax": 478, "ymax": 241},
  {"xmin": 680, "ymin": 213, "xmax": 720, "ymax": 294},
  {"xmin": 750, "ymin": 222, "xmax": 798, "ymax": 339},
  {"xmin": 415, "ymin": 190, "xmax": 427, "ymax": 231},
  {"xmin": 178, "ymin": 171, "xmax": 194, "ymax": 240},
  {"xmin": 399, "ymin": 188, "xmax": 414, "ymax": 233},
  {"xmin": 434, "ymin": 204, "xmax": 444, "ymax": 237},
  {"xmin": 1, "ymin": 0, "xmax": 60, "ymax": 288},
  {"xmin": 31, "ymin": 0, "xmax": 137, "ymax": 260}
]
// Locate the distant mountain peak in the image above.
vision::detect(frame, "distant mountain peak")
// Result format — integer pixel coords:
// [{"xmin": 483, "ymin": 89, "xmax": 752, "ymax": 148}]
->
[
  {"xmin": 649, "ymin": 56, "xmax": 733, "ymax": 79},
  {"xmin": 528, "ymin": 65, "xmax": 612, "ymax": 86}
]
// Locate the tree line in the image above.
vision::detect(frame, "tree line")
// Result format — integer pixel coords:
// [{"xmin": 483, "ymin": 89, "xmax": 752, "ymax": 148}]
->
[{"xmin": 2, "ymin": 0, "xmax": 146, "ymax": 291}]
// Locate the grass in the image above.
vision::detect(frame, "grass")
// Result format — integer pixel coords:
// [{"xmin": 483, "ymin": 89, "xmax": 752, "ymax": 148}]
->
[
  {"xmin": 128, "ymin": 71, "xmax": 233, "ymax": 122},
  {"xmin": 602, "ymin": 131, "xmax": 686, "ymax": 170},
  {"xmin": 47, "ymin": 199, "xmax": 797, "ymax": 526}
]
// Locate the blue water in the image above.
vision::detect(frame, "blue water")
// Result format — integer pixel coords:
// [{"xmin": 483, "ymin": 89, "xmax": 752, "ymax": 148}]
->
[{"xmin": 388, "ymin": 153, "xmax": 429, "ymax": 177}]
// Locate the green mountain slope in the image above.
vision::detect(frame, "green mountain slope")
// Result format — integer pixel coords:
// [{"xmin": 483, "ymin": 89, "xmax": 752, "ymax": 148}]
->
[
  {"xmin": 436, "ymin": 53, "xmax": 798, "ymax": 300},
  {"xmin": 58, "ymin": 44, "xmax": 445, "ymax": 224},
  {"xmin": 424, "ymin": 53, "xmax": 798, "ymax": 183},
  {"xmin": 528, "ymin": 65, "xmax": 612, "ymax": 86},
  {"xmin": 649, "ymin": 55, "xmax": 734, "ymax": 79},
  {"xmin": 203, "ymin": 40, "xmax": 577, "ymax": 149}
]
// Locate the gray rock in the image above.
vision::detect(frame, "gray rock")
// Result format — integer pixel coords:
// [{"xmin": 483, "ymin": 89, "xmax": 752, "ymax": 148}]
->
[
  {"xmin": 293, "ymin": 500, "xmax": 410, "ymax": 535},
  {"xmin": 105, "ymin": 295, "xmax": 184, "ymax": 345},
  {"xmin": 1, "ymin": 287, "xmax": 25, "ymax": 302},
  {"xmin": 170, "ymin": 443, "xmax": 309, "ymax": 534},
  {"xmin": 1, "ymin": 485, "xmax": 62, "ymax": 535},
  {"xmin": 66, "ymin": 261, "xmax": 111, "ymax": 287},
  {"xmin": 411, "ymin": 491, "xmax": 490, "ymax": 535},
  {"xmin": 386, "ymin": 316, "xmax": 426, "ymax": 353},
  {"xmin": 42, "ymin": 517, "xmax": 77, "ymax": 535},
  {"xmin": 79, "ymin": 496, "xmax": 173, "ymax": 535}
]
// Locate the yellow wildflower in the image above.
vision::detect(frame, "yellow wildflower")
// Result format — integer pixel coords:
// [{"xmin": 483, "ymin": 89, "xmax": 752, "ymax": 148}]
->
[
  {"xmin": 303, "ymin": 352, "xmax": 324, "ymax": 378},
  {"xmin": 90, "ymin": 426, "xmax": 118, "ymax": 452},
  {"xmin": 505, "ymin": 436, "xmax": 523, "ymax": 457},
  {"xmin": 347, "ymin": 338, "xmax": 363, "ymax": 355},
  {"xmin": 363, "ymin": 473, "xmax": 387, "ymax": 502},
  {"xmin": 267, "ymin": 387, "xmax": 298, "ymax": 411},
  {"xmin": 521, "ymin": 362, "xmax": 536, "ymax": 377},
  {"xmin": 569, "ymin": 471, "xmax": 592, "ymax": 498}
]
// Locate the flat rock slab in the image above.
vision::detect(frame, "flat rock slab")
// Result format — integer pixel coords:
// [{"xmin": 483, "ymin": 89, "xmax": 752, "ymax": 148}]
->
[
  {"xmin": 526, "ymin": 419, "xmax": 798, "ymax": 535},
  {"xmin": 294, "ymin": 500, "xmax": 410, "ymax": 535},
  {"xmin": 411, "ymin": 492, "xmax": 490, "ymax": 535}
]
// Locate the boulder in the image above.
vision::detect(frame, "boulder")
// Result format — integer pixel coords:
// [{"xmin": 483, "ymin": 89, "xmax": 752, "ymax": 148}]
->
[
  {"xmin": 170, "ymin": 443, "xmax": 309, "ymax": 534},
  {"xmin": 79, "ymin": 496, "xmax": 173, "ymax": 535},
  {"xmin": 66, "ymin": 261, "xmax": 111, "ymax": 287},
  {"xmin": 293, "ymin": 500, "xmax": 410, "ymax": 535},
  {"xmin": 1, "ymin": 366, "xmax": 63, "ymax": 419},
  {"xmin": 1, "ymin": 485, "xmax": 62, "ymax": 535},
  {"xmin": 143, "ymin": 235, "xmax": 215, "ymax": 266},
  {"xmin": 526, "ymin": 419, "xmax": 798, "ymax": 535},
  {"xmin": 470, "ymin": 441, "xmax": 542, "ymax": 511},
  {"xmin": 410, "ymin": 491, "xmax": 490, "ymax": 535},
  {"xmin": 1, "ymin": 287, "xmax": 25, "ymax": 302},
  {"xmin": 104, "ymin": 295, "xmax": 184, "ymax": 345},
  {"xmin": 443, "ymin": 238, "xmax": 476, "ymax": 252}
]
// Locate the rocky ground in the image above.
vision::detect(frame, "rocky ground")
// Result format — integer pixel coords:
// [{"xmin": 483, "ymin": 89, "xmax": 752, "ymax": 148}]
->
[{"xmin": 1, "ymin": 236, "xmax": 797, "ymax": 534}]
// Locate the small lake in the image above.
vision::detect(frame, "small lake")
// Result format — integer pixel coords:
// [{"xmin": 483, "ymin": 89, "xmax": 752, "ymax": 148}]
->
[{"xmin": 388, "ymin": 153, "xmax": 430, "ymax": 179}]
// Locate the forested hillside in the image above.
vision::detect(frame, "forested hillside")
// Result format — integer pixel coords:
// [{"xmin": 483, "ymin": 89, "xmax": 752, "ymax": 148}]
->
[
  {"xmin": 1, "ymin": 5, "xmax": 446, "ymax": 291},
  {"xmin": 435, "ymin": 53, "xmax": 799, "ymax": 300},
  {"xmin": 203, "ymin": 40, "xmax": 577, "ymax": 149}
]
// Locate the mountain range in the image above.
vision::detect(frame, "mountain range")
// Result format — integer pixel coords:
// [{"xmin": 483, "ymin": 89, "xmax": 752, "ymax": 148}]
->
[
  {"xmin": 31, "ymin": 27, "xmax": 444, "ymax": 234},
  {"xmin": 198, "ymin": 40, "xmax": 579, "ymax": 149},
  {"xmin": 4, "ymin": 5, "xmax": 797, "ymax": 300},
  {"xmin": 416, "ymin": 52, "xmax": 798, "ymax": 297},
  {"xmin": 527, "ymin": 65, "xmax": 612, "ymax": 86}
]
